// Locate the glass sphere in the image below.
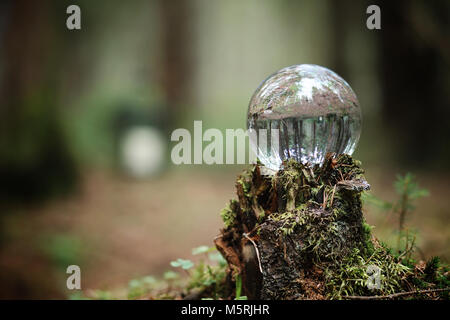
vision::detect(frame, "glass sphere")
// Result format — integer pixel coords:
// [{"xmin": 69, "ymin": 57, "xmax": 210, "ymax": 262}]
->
[{"xmin": 247, "ymin": 64, "xmax": 362, "ymax": 171}]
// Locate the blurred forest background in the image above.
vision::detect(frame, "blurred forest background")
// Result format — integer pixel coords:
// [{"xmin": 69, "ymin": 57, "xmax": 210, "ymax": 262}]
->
[{"xmin": 0, "ymin": 0, "xmax": 449, "ymax": 299}]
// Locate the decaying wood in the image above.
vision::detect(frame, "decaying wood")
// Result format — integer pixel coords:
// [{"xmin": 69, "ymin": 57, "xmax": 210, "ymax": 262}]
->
[{"xmin": 215, "ymin": 154, "xmax": 371, "ymax": 299}]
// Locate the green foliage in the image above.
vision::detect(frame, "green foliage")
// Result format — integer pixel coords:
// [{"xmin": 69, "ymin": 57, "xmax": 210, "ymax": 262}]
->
[
  {"xmin": 237, "ymin": 172, "xmax": 252, "ymax": 195},
  {"xmin": 269, "ymin": 209, "xmax": 306, "ymax": 236},
  {"xmin": 91, "ymin": 290, "xmax": 114, "ymax": 300},
  {"xmin": 128, "ymin": 276, "xmax": 157, "ymax": 299},
  {"xmin": 409, "ymin": 256, "xmax": 450, "ymax": 299},
  {"xmin": 185, "ymin": 249, "xmax": 227, "ymax": 299},
  {"xmin": 361, "ymin": 192, "xmax": 393, "ymax": 210},
  {"xmin": 364, "ymin": 173, "xmax": 429, "ymax": 215},
  {"xmin": 104, "ymin": 245, "xmax": 229, "ymax": 300},
  {"xmin": 217, "ymin": 157, "xmax": 447, "ymax": 300},
  {"xmin": 163, "ymin": 270, "xmax": 180, "ymax": 281},
  {"xmin": 362, "ymin": 222, "xmax": 375, "ymax": 256},
  {"xmin": 192, "ymin": 245, "xmax": 216, "ymax": 255},
  {"xmin": 170, "ymin": 258, "xmax": 194, "ymax": 270},
  {"xmin": 39, "ymin": 234, "xmax": 83, "ymax": 269},
  {"xmin": 434, "ymin": 263, "xmax": 450, "ymax": 299},
  {"xmin": 424, "ymin": 256, "xmax": 440, "ymax": 282},
  {"xmin": 187, "ymin": 262, "xmax": 225, "ymax": 291},
  {"xmin": 235, "ymin": 274, "xmax": 242, "ymax": 298},
  {"xmin": 363, "ymin": 172, "xmax": 429, "ymax": 251},
  {"xmin": 220, "ymin": 200, "xmax": 237, "ymax": 229},
  {"xmin": 233, "ymin": 274, "xmax": 248, "ymax": 300},
  {"xmin": 68, "ymin": 291, "xmax": 90, "ymax": 300},
  {"xmin": 101, "ymin": 160, "xmax": 447, "ymax": 300},
  {"xmin": 325, "ymin": 245, "xmax": 411, "ymax": 299},
  {"xmin": 208, "ymin": 252, "xmax": 227, "ymax": 267},
  {"xmin": 394, "ymin": 173, "xmax": 430, "ymax": 203}
]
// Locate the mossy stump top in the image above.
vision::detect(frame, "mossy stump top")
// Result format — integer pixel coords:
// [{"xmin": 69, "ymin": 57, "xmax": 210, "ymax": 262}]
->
[
  {"xmin": 215, "ymin": 154, "xmax": 372, "ymax": 299},
  {"xmin": 214, "ymin": 154, "xmax": 449, "ymax": 300}
]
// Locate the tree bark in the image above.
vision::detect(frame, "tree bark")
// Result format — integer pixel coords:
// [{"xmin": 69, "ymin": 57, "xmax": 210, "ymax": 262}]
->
[{"xmin": 215, "ymin": 154, "xmax": 371, "ymax": 299}]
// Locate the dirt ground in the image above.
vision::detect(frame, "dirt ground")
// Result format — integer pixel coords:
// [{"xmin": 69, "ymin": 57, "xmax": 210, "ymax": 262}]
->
[{"xmin": 0, "ymin": 166, "xmax": 448, "ymax": 299}]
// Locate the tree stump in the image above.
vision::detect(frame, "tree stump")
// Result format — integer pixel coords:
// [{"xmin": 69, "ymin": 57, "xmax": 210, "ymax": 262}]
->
[{"xmin": 215, "ymin": 154, "xmax": 372, "ymax": 299}]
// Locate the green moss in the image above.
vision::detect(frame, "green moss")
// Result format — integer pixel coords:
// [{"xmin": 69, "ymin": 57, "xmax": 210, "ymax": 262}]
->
[
  {"xmin": 87, "ymin": 155, "xmax": 448, "ymax": 300},
  {"xmin": 187, "ymin": 260, "xmax": 227, "ymax": 299},
  {"xmin": 324, "ymin": 246, "xmax": 411, "ymax": 299},
  {"xmin": 362, "ymin": 222, "xmax": 376, "ymax": 256},
  {"xmin": 224, "ymin": 156, "xmax": 449, "ymax": 299},
  {"xmin": 237, "ymin": 169, "xmax": 253, "ymax": 196},
  {"xmin": 269, "ymin": 208, "xmax": 307, "ymax": 236},
  {"xmin": 220, "ymin": 200, "xmax": 238, "ymax": 229},
  {"xmin": 424, "ymin": 256, "xmax": 440, "ymax": 282}
]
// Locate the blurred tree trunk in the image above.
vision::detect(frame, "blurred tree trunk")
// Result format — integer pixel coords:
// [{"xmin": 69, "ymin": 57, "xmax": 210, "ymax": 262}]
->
[
  {"xmin": 157, "ymin": 0, "xmax": 192, "ymax": 127},
  {"xmin": 0, "ymin": 0, "xmax": 77, "ymax": 204},
  {"xmin": 379, "ymin": 0, "xmax": 450, "ymax": 168},
  {"xmin": 329, "ymin": 0, "xmax": 350, "ymax": 76}
]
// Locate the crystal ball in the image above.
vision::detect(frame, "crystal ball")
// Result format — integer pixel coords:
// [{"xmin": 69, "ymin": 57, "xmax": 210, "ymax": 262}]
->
[{"xmin": 247, "ymin": 64, "xmax": 362, "ymax": 171}]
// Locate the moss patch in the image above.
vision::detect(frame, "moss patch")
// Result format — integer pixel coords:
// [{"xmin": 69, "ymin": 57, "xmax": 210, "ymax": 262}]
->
[{"xmin": 215, "ymin": 154, "xmax": 449, "ymax": 300}]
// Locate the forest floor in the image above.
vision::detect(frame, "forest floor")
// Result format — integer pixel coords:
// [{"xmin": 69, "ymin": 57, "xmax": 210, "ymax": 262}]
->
[{"xmin": 0, "ymin": 166, "xmax": 449, "ymax": 299}]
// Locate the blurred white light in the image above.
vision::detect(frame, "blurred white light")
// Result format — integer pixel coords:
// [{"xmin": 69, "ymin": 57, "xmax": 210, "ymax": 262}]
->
[{"xmin": 120, "ymin": 126, "xmax": 166, "ymax": 178}]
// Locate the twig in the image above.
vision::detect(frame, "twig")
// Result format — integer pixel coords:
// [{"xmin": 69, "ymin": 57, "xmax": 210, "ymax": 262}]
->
[
  {"xmin": 338, "ymin": 169, "xmax": 344, "ymax": 182},
  {"xmin": 343, "ymin": 288, "xmax": 450, "ymax": 300},
  {"xmin": 243, "ymin": 232, "xmax": 263, "ymax": 274},
  {"xmin": 329, "ymin": 185, "xmax": 337, "ymax": 207},
  {"xmin": 322, "ymin": 189, "xmax": 328, "ymax": 208}
]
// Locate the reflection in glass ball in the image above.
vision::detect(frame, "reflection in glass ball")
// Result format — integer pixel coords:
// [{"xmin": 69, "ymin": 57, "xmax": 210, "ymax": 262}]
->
[{"xmin": 247, "ymin": 64, "xmax": 362, "ymax": 171}]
